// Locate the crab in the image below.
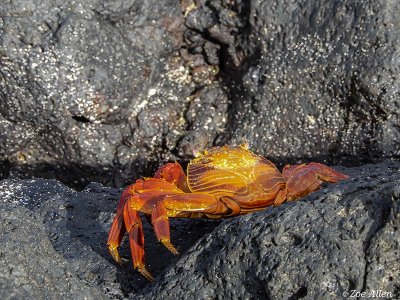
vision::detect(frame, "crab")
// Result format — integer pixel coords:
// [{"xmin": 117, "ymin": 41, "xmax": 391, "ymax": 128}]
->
[{"xmin": 107, "ymin": 144, "xmax": 349, "ymax": 280}]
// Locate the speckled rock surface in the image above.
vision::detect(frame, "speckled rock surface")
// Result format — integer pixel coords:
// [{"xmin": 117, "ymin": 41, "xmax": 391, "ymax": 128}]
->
[
  {"xmin": 0, "ymin": 162, "xmax": 399, "ymax": 299},
  {"xmin": 0, "ymin": 178, "xmax": 219, "ymax": 299},
  {"xmin": 0, "ymin": 0, "xmax": 212, "ymax": 188},
  {"xmin": 187, "ymin": 0, "xmax": 400, "ymax": 163},
  {"xmin": 1, "ymin": 0, "xmax": 400, "ymax": 298},
  {"xmin": 1, "ymin": 0, "xmax": 400, "ymax": 189},
  {"xmin": 0, "ymin": 204, "xmax": 106, "ymax": 300}
]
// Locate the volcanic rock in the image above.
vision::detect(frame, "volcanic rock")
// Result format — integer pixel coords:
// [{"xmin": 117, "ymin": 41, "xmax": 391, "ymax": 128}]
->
[
  {"xmin": 1, "ymin": 0, "xmax": 399, "ymax": 188},
  {"xmin": 0, "ymin": 162, "xmax": 399, "ymax": 299}
]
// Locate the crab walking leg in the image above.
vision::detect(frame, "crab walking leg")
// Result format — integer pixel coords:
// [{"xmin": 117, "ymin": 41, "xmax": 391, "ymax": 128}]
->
[
  {"xmin": 107, "ymin": 214, "xmax": 126, "ymax": 263},
  {"xmin": 154, "ymin": 162, "xmax": 190, "ymax": 192},
  {"xmin": 107, "ymin": 180, "xmax": 162, "ymax": 263},
  {"xmin": 151, "ymin": 201, "xmax": 179, "ymax": 255},
  {"xmin": 107, "ymin": 186, "xmax": 136, "ymax": 263},
  {"xmin": 108, "ymin": 178, "xmax": 184, "ymax": 280},
  {"xmin": 273, "ymin": 188, "xmax": 288, "ymax": 207},
  {"xmin": 282, "ymin": 163, "xmax": 349, "ymax": 183},
  {"xmin": 148, "ymin": 193, "xmax": 229, "ymax": 254},
  {"xmin": 123, "ymin": 199, "xmax": 154, "ymax": 281}
]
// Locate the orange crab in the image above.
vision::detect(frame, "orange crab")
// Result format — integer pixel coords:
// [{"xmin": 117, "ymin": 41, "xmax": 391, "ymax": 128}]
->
[{"xmin": 107, "ymin": 145, "xmax": 348, "ymax": 280}]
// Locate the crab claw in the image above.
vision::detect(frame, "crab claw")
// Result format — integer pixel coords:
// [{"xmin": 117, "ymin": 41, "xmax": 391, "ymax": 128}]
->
[{"xmin": 282, "ymin": 162, "xmax": 349, "ymax": 201}]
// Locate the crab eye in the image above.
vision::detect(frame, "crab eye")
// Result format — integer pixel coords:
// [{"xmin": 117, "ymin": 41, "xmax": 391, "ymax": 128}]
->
[
  {"xmin": 193, "ymin": 149, "xmax": 200, "ymax": 157},
  {"xmin": 239, "ymin": 142, "xmax": 250, "ymax": 150}
]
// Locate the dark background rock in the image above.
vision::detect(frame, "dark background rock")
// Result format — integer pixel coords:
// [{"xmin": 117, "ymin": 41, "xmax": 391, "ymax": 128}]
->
[
  {"xmin": 1, "ymin": 0, "xmax": 399, "ymax": 189},
  {"xmin": 0, "ymin": 163, "xmax": 398, "ymax": 299},
  {"xmin": 0, "ymin": 0, "xmax": 202, "ymax": 188},
  {"xmin": 188, "ymin": 0, "xmax": 400, "ymax": 163}
]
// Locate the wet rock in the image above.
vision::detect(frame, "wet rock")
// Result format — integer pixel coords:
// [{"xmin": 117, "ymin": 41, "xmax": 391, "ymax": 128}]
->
[
  {"xmin": 176, "ymin": 84, "xmax": 229, "ymax": 156},
  {"xmin": 0, "ymin": 0, "xmax": 195, "ymax": 188}
]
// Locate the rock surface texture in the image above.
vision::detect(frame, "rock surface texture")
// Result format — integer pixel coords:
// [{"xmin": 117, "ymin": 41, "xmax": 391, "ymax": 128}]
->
[
  {"xmin": 1, "ymin": 0, "xmax": 399, "ymax": 188},
  {"xmin": 0, "ymin": 162, "xmax": 399, "ymax": 299}
]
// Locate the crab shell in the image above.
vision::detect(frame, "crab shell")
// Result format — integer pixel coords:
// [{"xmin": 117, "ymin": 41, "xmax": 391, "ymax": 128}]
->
[{"xmin": 187, "ymin": 144, "xmax": 287, "ymax": 213}]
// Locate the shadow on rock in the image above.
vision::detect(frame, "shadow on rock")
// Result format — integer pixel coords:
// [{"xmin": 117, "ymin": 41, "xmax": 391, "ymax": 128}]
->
[
  {"xmin": 0, "ymin": 177, "xmax": 221, "ymax": 298},
  {"xmin": 58, "ymin": 182, "xmax": 221, "ymax": 297},
  {"xmin": 0, "ymin": 159, "xmax": 158, "ymax": 190}
]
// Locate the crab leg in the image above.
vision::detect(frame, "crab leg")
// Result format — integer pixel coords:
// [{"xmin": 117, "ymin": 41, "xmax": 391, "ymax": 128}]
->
[
  {"xmin": 108, "ymin": 178, "xmax": 186, "ymax": 280},
  {"xmin": 107, "ymin": 185, "xmax": 136, "ymax": 263},
  {"xmin": 107, "ymin": 214, "xmax": 126, "ymax": 263},
  {"xmin": 151, "ymin": 201, "xmax": 179, "ymax": 255},
  {"xmin": 273, "ymin": 188, "xmax": 288, "ymax": 206},
  {"xmin": 154, "ymin": 162, "xmax": 190, "ymax": 192},
  {"xmin": 282, "ymin": 162, "xmax": 348, "ymax": 182},
  {"xmin": 107, "ymin": 178, "xmax": 183, "ymax": 262},
  {"xmin": 123, "ymin": 199, "xmax": 153, "ymax": 281},
  {"xmin": 149, "ymin": 193, "xmax": 232, "ymax": 255},
  {"xmin": 304, "ymin": 162, "xmax": 349, "ymax": 182},
  {"xmin": 163, "ymin": 193, "xmax": 230, "ymax": 215}
]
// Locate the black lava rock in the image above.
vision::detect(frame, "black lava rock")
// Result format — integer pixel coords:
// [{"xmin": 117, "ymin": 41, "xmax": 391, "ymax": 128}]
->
[
  {"xmin": 0, "ymin": 197, "xmax": 105, "ymax": 299},
  {"xmin": 0, "ymin": 178, "xmax": 219, "ymax": 299},
  {"xmin": 1, "ymin": 1, "xmax": 399, "ymax": 298},
  {"xmin": 185, "ymin": 0, "xmax": 400, "ymax": 164},
  {"xmin": 0, "ymin": 0, "xmax": 194, "ymax": 188},
  {"xmin": 1, "ymin": 0, "xmax": 399, "ymax": 188},
  {"xmin": 0, "ymin": 162, "xmax": 399, "ymax": 299}
]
